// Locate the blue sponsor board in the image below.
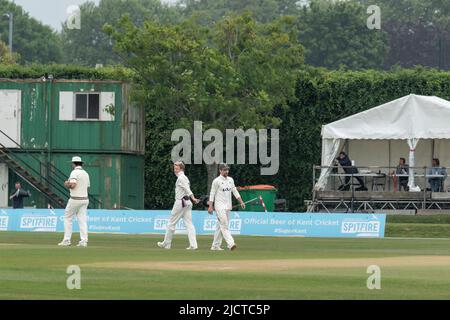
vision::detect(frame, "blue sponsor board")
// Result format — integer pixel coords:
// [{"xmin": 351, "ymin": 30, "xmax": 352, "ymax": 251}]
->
[
  {"xmin": 0, "ymin": 209, "xmax": 386, "ymax": 238},
  {"xmin": 0, "ymin": 209, "xmax": 8, "ymax": 231}
]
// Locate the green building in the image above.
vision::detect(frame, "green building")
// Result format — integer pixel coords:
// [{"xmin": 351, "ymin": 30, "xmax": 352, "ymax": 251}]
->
[{"xmin": 0, "ymin": 78, "xmax": 145, "ymax": 209}]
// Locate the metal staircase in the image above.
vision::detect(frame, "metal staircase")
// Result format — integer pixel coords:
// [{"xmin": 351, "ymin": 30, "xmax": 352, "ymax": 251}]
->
[
  {"xmin": 0, "ymin": 148, "xmax": 66, "ymax": 208},
  {"xmin": 0, "ymin": 129, "xmax": 101, "ymax": 209}
]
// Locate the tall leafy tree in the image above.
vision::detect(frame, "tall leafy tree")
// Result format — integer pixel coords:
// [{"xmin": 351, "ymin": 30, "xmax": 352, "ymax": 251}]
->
[
  {"xmin": 0, "ymin": 0, "xmax": 62, "ymax": 63},
  {"xmin": 176, "ymin": 0, "xmax": 450, "ymax": 70},
  {"xmin": 177, "ymin": 0, "xmax": 301, "ymax": 23},
  {"xmin": 295, "ymin": 0, "xmax": 389, "ymax": 69},
  {"xmin": 0, "ymin": 40, "xmax": 19, "ymax": 64},
  {"xmin": 105, "ymin": 13, "xmax": 304, "ymax": 189},
  {"xmin": 360, "ymin": 0, "xmax": 450, "ymax": 69},
  {"xmin": 60, "ymin": 0, "xmax": 182, "ymax": 66}
]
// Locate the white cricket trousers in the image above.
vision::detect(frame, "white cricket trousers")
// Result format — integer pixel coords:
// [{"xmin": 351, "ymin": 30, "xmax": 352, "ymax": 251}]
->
[
  {"xmin": 63, "ymin": 198, "xmax": 89, "ymax": 242},
  {"xmin": 162, "ymin": 200, "xmax": 197, "ymax": 248},
  {"xmin": 212, "ymin": 208, "xmax": 235, "ymax": 249}
]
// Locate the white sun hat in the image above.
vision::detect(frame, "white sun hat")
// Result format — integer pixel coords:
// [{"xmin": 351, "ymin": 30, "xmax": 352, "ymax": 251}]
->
[{"xmin": 71, "ymin": 156, "xmax": 83, "ymax": 163}]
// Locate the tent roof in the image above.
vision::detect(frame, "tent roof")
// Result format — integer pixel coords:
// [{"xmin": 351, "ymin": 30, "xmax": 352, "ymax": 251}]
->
[{"xmin": 322, "ymin": 94, "xmax": 450, "ymax": 140}]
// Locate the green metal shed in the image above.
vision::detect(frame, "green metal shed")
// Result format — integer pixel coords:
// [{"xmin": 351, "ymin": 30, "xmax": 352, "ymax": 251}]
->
[{"xmin": 0, "ymin": 78, "xmax": 145, "ymax": 209}]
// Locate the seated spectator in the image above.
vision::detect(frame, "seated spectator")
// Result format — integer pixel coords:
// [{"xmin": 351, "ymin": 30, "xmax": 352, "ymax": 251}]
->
[
  {"xmin": 335, "ymin": 151, "xmax": 368, "ymax": 191},
  {"xmin": 393, "ymin": 157, "xmax": 409, "ymax": 191},
  {"xmin": 427, "ymin": 158, "xmax": 447, "ymax": 192}
]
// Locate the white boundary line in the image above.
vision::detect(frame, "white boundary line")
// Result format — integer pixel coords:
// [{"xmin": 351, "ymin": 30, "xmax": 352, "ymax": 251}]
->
[{"xmin": 384, "ymin": 236, "xmax": 450, "ymax": 241}]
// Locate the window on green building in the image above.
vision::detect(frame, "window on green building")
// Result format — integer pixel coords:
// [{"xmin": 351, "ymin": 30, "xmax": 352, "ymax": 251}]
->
[
  {"xmin": 60, "ymin": 91, "xmax": 115, "ymax": 122},
  {"xmin": 75, "ymin": 93, "xmax": 100, "ymax": 120}
]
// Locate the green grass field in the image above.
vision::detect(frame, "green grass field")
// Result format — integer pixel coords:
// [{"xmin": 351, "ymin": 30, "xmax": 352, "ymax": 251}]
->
[{"xmin": 0, "ymin": 215, "xmax": 449, "ymax": 300}]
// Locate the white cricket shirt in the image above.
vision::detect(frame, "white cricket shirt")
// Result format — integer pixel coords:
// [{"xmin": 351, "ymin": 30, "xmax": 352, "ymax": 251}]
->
[
  {"xmin": 209, "ymin": 175, "xmax": 240, "ymax": 210},
  {"xmin": 68, "ymin": 166, "xmax": 90, "ymax": 198},
  {"xmin": 175, "ymin": 171, "xmax": 193, "ymax": 200}
]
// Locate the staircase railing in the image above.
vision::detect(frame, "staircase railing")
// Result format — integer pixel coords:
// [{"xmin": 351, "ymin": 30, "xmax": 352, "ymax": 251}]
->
[
  {"xmin": 0, "ymin": 146, "xmax": 68, "ymax": 207},
  {"xmin": 4, "ymin": 162, "xmax": 66, "ymax": 208},
  {"xmin": 0, "ymin": 129, "xmax": 102, "ymax": 209}
]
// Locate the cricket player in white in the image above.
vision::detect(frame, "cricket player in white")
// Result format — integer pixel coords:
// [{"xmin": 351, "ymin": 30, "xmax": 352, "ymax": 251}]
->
[
  {"xmin": 58, "ymin": 156, "xmax": 90, "ymax": 247},
  {"xmin": 208, "ymin": 163, "xmax": 245, "ymax": 251},
  {"xmin": 158, "ymin": 161, "xmax": 200, "ymax": 250}
]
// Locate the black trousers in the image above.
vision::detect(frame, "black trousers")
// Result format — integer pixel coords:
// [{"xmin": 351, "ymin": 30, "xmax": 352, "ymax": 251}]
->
[
  {"xmin": 344, "ymin": 175, "xmax": 365, "ymax": 188},
  {"xmin": 399, "ymin": 178, "xmax": 409, "ymax": 191}
]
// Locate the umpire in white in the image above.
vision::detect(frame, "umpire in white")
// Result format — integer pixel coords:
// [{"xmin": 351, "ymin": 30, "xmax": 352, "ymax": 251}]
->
[
  {"xmin": 158, "ymin": 161, "xmax": 200, "ymax": 250},
  {"xmin": 58, "ymin": 156, "xmax": 90, "ymax": 247},
  {"xmin": 208, "ymin": 163, "xmax": 245, "ymax": 251}
]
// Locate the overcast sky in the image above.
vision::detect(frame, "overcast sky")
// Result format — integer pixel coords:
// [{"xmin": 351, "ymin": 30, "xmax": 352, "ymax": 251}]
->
[{"xmin": 12, "ymin": 0, "xmax": 176, "ymax": 32}]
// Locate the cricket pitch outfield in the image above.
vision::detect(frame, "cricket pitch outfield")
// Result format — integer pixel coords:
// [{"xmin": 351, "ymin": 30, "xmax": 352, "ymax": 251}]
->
[{"xmin": 1, "ymin": 231, "xmax": 449, "ymax": 300}]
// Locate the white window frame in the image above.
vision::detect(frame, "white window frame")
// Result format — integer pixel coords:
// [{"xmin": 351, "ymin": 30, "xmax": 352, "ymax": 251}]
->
[
  {"xmin": 73, "ymin": 92, "xmax": 101, "ymax": 121},
  {"xmin": 59, "ymin": 91, "xmax": 116, "ymax": 122}
]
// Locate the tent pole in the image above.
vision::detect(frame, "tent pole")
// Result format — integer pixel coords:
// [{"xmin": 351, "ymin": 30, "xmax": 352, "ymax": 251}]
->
[
  {"xmin": 423, "ymin": 166, "xmax": 426, "ymax": 210},
  {"xmin": 432, "ymin": 139, "xmax": 435, "ymax": 158},
  {"xmin": 351, "ymin": 173, "xmax": 355, "ymax": 213},
  {"xmin": 388, "ymin": 140, "xmax": 391, "ymax": 191}
]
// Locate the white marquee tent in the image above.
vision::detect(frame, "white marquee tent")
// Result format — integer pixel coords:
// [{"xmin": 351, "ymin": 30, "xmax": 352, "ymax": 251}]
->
[{"xmin": 315, "ymin": 94, "xmax": 450, "ymax": 191}]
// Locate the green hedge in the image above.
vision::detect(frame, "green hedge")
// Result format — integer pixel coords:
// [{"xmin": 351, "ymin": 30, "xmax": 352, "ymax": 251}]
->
[
  {"xmin": 0, "ymin": 64, "xmax": 133, "ymax": 80},
  {"xmin": 143, "ymin": 67, "xmax": 450, "ymax": 211}
]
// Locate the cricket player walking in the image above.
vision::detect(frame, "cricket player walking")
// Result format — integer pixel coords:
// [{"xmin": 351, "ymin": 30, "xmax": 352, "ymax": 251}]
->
[
  {"xmin": 58, "ymin": 156, "xmax": 90, "ymax": 247},
  {"xmin": 208, "ymin": 163, "xmax": 245, "ymax": 251},
  {"xmin": 158, "ymin": 161, "xmax": 200, "ymax": 250}
]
